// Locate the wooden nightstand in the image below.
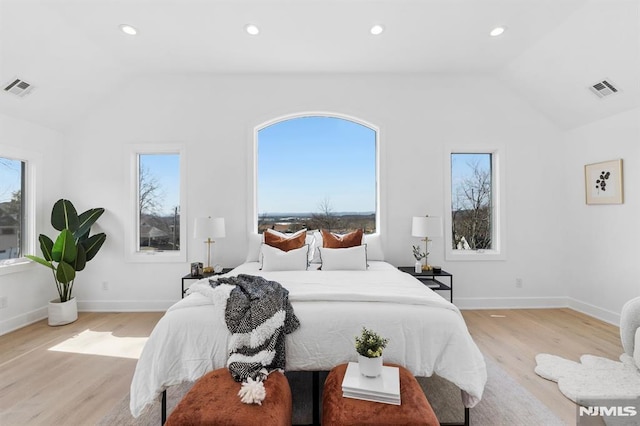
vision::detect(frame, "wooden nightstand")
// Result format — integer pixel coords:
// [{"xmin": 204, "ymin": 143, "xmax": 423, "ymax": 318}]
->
[
  {"xmin": 398, "ymin": 267, "xmax": 453, "ymax": 303},
  {"xmin": 181, "ymin": 268, "xmax": 233, "ymax": 298}
]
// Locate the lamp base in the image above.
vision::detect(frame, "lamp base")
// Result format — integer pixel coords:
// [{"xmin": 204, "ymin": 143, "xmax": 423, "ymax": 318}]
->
[
  {"xmin": 422, "ymin": 264, "xmax": 433, "ymax": 271},
  {"xmin": 202, "ymin": 266, "xmax": 214, "ymax": 273}
]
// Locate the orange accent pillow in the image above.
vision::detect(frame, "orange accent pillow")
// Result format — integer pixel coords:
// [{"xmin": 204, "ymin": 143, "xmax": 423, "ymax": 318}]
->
[
  {"xmin": 321, "ymin": 229, "xmax": 363, "ymax": 248},
  {"xmin": 264, "ymin": 229, "xmax": 307, "ymax": 252}
]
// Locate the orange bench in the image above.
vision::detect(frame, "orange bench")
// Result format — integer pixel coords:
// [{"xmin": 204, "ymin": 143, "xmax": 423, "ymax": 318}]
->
[
  {"xmin": 166, "ymin": 368, "xmax": 292, "ymax": 426},
  {"xmin": 322, "ymin": 363, "xmax": 440, "ymax": 426}
]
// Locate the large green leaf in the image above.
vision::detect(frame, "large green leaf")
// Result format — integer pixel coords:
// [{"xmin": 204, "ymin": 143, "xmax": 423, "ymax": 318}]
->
[
  {"xmin": 82, "ymin": 233, "xmax": 106, "ymax": 261},
  {"xmin": 51, "ymin": 199, "xmax": 79, "ymax": 232},
  {"xmin": 74, "ymin": 242, "xmax": 87, "ymax": 271},
  {"xmin": 75, "ymin": 208, "xmax": 105, "ymax": 241},
  {"xmin": 25, "ymin": 255, "xmax": 53, "ymax": 270},
  {"xmin": 56, "ymin": 260, "xmax": 76, "ymax": 285},
  {"xmin": 38, "ymin": 234, "xmax": 54, "ymax": 262},
  {"xmin": 52, "ymin": 229, "xmax": 77, "ymax": 264}
]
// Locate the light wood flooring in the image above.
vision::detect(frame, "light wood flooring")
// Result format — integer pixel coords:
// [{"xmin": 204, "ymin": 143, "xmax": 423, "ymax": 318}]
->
[{"xmin": 0, "ymin": 309, "xmax": 622, "ymax": 425}]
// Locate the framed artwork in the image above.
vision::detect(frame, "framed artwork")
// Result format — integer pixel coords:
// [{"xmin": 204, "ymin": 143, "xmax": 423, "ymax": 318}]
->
[{"xmin": 584, "ymin": 159, "xmax": 623, "ymax": 205}]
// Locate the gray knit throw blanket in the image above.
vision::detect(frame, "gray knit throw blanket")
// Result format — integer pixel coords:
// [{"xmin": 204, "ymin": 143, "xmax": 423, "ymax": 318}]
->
[{"xmin": 210, "ymin": 274, "xmax": 300, "ymax": 383}]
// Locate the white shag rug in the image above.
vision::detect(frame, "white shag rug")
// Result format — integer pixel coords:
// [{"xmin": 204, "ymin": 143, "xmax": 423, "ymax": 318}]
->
[{"xmin": 535, "ymin": 353, "xmax": 640, "ymax": 402}]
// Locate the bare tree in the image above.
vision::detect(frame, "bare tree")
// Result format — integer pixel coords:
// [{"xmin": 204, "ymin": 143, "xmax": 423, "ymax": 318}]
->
[
  {"xmin": 139, "ymin": 165, "xmax": 164, "ymax": 215},
  {"xmin": 310, "ymin": 197, "xmax": 339, "ymax": 230},
  {"xmin": 452, "ymin": 160, "xmax": 492, "ymax": 250}
]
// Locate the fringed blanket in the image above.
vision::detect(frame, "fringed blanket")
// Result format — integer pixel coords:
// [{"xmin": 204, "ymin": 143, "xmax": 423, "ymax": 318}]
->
[{"xmin": 210, "ymin": 274, "xmax": 299, "ymax": 402}]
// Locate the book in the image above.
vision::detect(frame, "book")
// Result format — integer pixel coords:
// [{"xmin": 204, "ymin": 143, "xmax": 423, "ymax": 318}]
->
[{"xmin": 341, "ymin": 362, "xmax": 401, "ymax": 405}]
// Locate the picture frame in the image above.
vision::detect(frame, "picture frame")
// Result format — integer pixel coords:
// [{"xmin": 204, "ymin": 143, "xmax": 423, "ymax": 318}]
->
[{"xmin": 584, "ymin": 159, "xmax": 623, "ymax": 205}]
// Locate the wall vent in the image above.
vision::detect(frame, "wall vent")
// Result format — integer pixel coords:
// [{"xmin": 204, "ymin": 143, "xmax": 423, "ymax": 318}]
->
[
  {"xmin": 589, "ymin": 79, "xmax": 619, "ymax": 98},
  {"xmin": 3, "ymin": 78, "xmax": 34, "ymax": 97}
]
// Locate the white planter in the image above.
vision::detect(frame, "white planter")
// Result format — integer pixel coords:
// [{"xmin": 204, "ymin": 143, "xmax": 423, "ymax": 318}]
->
[
  {"xmin": 414, "ymin": 261, "xmax": 422, "ymax": 273},
  {"xmin": 358, "ymin": 354, "xmax": 383, "ymax": 377},
  {"xmin": 48, "ymin": 297, "xmax": 78, "ymax": 326}
]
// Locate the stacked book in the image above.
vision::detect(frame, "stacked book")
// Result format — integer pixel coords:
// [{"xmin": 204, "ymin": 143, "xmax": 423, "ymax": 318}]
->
[{"xmin": 341, "ymin": 362, "xmax": 401, "ymax": 405}]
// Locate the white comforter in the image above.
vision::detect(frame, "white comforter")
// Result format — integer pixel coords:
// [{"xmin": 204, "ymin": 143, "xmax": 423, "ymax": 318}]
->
[{"xmin": 130, "ymin": 262, "xmax": 487, "ymax": 417}]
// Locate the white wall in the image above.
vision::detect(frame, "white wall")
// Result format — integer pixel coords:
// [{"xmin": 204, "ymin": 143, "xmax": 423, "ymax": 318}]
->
[
  {"xmin": 562, "ymin": 107, "xmax": 640, "ymax": 323},
  {"xmin": 50, "ymin": 73, "xmax": 567, "ymax": 314},
  {"xmin": 0, "ymin": 113, "xmax": 65, "ymax": 334}
]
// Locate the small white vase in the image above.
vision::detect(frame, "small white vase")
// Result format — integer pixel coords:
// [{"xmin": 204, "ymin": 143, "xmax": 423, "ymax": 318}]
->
[
  {"xmin": 358, "ymin": 354, "xmax": 383, "ymax": 377},
  {"xmin": 414, "ymin": 261, "xmax": 422, "ymax": 273},
  {"xmin": 48, "ymin": 297, "xmax": 78, "ymax": 326}
]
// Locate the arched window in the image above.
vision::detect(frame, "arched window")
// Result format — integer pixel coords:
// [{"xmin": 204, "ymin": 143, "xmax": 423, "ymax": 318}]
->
[{"xmin": 255, "ymin": 114, "xmax": 378, "ymax": 234}]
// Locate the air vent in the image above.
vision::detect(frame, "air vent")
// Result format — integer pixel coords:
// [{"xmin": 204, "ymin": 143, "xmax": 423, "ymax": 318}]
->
[
  {"xmin": 589, "ymin": 79, "xmax": 619, "ymax": 98},
  {"xmin": 3, "ymin": 78, "xmax": 34, "ymax": 97}
]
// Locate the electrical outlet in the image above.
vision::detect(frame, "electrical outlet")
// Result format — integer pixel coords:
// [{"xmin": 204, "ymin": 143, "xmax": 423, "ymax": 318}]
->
[
  {"xmin": 102, "ymin": 281, "xmax": 109, "ymax": 291},
  {"xmin": 0, "ymin": 296, "xmax": 8, "ymax": 309},
  {"xmin": 515, "ymin": 278, "xmax": 523, "ymax": 288}
]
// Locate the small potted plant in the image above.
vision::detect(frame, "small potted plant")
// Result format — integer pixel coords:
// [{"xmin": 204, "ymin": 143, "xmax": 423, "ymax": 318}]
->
[
  {"xmin": 355, "ymin": 327, "xmax": 389, "ymax": 377},
  {"xmin": 412, "ymin": 245, "xmax": 426, "ymax": 273}
]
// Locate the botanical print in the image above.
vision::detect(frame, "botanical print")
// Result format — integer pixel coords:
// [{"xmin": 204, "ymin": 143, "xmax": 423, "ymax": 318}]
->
[{"xmin": 585, "ymin": 159, "xmax": 623, "ymax": 204}]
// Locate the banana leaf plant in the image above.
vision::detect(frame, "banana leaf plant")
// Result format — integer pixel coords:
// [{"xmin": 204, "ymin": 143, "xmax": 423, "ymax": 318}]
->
[{"xmin": 26, "ymin": 199, "xmax": 106, "ymax": 302}]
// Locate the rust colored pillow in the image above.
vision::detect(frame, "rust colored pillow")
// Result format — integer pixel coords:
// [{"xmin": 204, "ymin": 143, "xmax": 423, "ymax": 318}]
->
[
  {"xmin": 264, "ymin": 229, "xmax": 306, "ymax": 252},
  {"xmin": 321, "ymin": 229, "xmax": 363, "ymax": 248}
]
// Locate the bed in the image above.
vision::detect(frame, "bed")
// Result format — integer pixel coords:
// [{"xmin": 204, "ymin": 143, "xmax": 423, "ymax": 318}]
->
[{"xmin": 130, "ymin": 260, "xmax": 487, "ymax": 419}]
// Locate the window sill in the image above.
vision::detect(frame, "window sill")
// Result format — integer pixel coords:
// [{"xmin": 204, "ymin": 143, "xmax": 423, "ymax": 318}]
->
[
  {"xmin": 0, "ymin": 258, "xmax": 36, "ymax": 276},
  {"xmin": 445, "ymin": 249, "xmax": 506, "ymax": 261}
]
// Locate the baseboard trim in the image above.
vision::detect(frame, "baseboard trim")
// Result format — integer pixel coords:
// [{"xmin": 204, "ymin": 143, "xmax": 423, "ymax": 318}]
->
[
  {"xmin": 0, "ymin": 307, "xmax": 47, "ymax": 336},
  {"xmin": 566, "ymin": 297, "xmax": 620, "ymax": 326},
  {"xmin": 77, "ymin": 300, "xmax": 175, "ymax": 312},
  {"xmin": 455, "ymin": 296, "xmax": 568, "ymax": 310}
]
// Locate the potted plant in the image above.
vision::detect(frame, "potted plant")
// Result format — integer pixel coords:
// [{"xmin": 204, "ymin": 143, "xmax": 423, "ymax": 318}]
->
[
  {"xmin": 26, "ymin": 199, "xmax": 106, "ymax": 326},
  {"xmin": 355, "ymin": 327, "xmax": 389, "ymax": 377}
]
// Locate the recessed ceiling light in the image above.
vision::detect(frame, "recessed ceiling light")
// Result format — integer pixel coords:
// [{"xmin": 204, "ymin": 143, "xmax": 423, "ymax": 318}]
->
[
  {"xmin": 370, "ymin": 24, "xmax": 384, "ymax": 36},
  {"xmin": 489, "ymin": 26, "xmax": 506, "ymax": 37},
  {"xmin": 245, "ymin": 24, "xmax": 260, "ymax": 35},
  {"xmin": 119, "ymin": 24, "xmax": 138, "ymax": 36}
]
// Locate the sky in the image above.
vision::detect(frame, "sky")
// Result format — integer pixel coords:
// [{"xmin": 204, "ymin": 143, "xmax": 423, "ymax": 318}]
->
[
  {"xmin": 257, "ymin": 116, "xmax": 376, "ymax": 214},
  {"xmin": 0, "ymin": 158, "xmax": 22, "ymax": 203},
  {"xmin": 139, "ymin": 154, "xmax": 180, "ymax": 216},
  {"xmin": 451, "ymin": 153, "xmax": 491, "ymax": 188}
]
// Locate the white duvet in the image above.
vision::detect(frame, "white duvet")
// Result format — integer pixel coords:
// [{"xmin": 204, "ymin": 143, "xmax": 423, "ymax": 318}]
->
[{"xmin": 130, "ymin": 262, "xmax": 487, "ymax": 417}]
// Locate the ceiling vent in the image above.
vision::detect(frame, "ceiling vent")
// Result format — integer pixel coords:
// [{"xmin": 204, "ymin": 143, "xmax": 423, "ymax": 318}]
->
[
  {"xmin": 589, "ymin": 79, "xmax": 619, "ymax": 98},
  {"xmin": 3, "ymin": 78, "xmax": 34, "ymax": 97}
]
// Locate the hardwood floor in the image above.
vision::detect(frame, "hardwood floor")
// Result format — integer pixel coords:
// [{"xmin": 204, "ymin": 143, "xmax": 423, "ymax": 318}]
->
[{"xmin": 0, "ymin": 309, "xmax": 622, "ymax": 425}]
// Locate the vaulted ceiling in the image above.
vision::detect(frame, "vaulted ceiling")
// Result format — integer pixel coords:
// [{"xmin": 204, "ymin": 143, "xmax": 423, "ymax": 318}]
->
[{"xmin": 0, "ymin": 0, "xmax": 638, "ymax": 132}]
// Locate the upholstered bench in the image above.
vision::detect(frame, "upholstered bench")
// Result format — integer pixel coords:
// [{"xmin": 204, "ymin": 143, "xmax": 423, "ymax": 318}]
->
[
  {"xmin": 322, "ymin": 363, "xmax": 440, "ymax": 426},
  {"xmin": 166, "ymin": 368, "xmax": 292, "ymax": 426}
]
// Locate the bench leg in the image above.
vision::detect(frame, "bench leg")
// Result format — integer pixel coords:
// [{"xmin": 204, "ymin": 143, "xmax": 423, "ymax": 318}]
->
[
  {"xmin": 440, "ymin": 406, "xmax": 469, "ymax": 426},
  {"xmin": 161, "ymin": 389, "xmax": 167, "ymax": 425},
  {"xmin": 312, "ymin": 371, "xmax": 320, "ymax": 425}
]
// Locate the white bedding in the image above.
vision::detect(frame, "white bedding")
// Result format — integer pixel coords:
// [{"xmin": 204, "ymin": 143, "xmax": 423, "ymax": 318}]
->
[{"xmin": 130, "ymin": 261, "xmax": 487, "ymax": 417}]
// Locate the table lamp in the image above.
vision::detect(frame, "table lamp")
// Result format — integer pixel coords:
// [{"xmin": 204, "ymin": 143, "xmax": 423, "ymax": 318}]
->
[
  {"xmin": 193, "ymin": 216, "xmax": 226, "ymax": 273},
  {"xmin": 411, "ymin": 215, "xmax": 442, "ymax": 271}
]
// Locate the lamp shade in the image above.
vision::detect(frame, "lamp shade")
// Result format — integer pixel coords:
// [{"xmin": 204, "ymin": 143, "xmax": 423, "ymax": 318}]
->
[
  {"xmin": 411, "ymin": 216, "xmax": 442, "ymax": 238},
  {"xmin": 193, "ymin": 217, "xmax": 226, "ymax": 239}
]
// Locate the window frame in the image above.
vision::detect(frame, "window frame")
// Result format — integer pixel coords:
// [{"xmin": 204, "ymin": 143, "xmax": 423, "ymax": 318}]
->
[
  {"xmin": 443, "ymin": 146, "xmax": 506, "ymax": 261},
  {"xmin": 0, "ymin": 146, "xmax": 39, "ymax": 275},
  {"xmin": 250, "ymin": 112, "xmax": 381, "ymax": 235},
  {"xmin": 125, "ymin": 143, "xmax": 187, "ymax": 263}
]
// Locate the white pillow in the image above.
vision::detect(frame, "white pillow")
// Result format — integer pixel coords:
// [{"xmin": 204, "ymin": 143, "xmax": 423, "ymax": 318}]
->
[
  {"xmin": 319, "ymin": 245, "xmax": 367, "ymax": 271},
  {"xmin": 261, "ymin": 244, "xmax": 309, "ymax": 271},
  {"xmin": 310, "ymin": 230, "xmax": 323, "ymax": 263},
  {"xmin": 363, "ymin": 234, "xmax": 384, "ymax": 261},
  {"xmin": 245, "ymin": 233, "xmax": 263, "ymax": 262}
]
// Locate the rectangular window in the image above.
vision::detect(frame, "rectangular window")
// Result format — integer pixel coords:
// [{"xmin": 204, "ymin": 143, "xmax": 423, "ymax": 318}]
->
[
  {"xmin": 0, "ymin": 157, "xmax": 25, "ymax": 263},
  {"xmin": 451, "ymin": 153, "xmax": 492, "ymax": 250},
  {"xmin": 445, "ymin": 149, "xmax": 505, "ymax": 260},
  {"xmin": 127, "ymin": 145, "xmax": 186, "ymax": 262}
]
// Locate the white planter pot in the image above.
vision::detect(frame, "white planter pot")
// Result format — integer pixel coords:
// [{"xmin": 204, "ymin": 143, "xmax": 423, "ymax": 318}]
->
[
  {"xmin": 358, "ymin": 354, "xmax": 383, "ymax": 377},
  {"xmin": 414, "ymin": 261, "xmax": 422, "ymax": 273},
  {"xmin": 48, "ymin": 297, "xmax": 78, "ymax": 326}
]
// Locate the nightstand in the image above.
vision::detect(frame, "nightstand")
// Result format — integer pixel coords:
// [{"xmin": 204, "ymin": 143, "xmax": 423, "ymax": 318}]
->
[
  {"xmin": 398, "ymin": 267, "xmax": 453, "ymax": 303},
  {"xmin": 181, "ymin": 268, "xmax": 233, "ymax": 298}
]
